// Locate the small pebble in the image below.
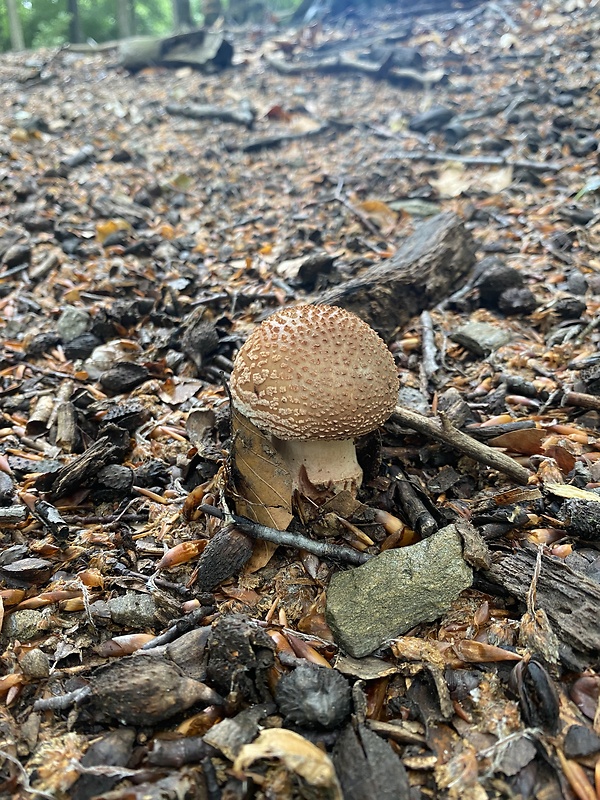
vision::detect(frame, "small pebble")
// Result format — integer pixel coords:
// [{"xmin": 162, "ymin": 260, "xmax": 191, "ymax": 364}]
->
[{"xmin": 19, "ymin": 648, "xmax": 50, "ymax": 679}]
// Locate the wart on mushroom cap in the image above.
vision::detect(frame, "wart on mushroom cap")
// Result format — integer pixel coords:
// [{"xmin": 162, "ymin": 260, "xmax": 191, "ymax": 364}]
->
[{"xmin": 230, "ymin": 304, "xmax": 399, "ymax": 495}]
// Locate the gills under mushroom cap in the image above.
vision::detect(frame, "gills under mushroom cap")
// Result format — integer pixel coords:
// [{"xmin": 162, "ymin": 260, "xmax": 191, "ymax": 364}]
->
[{"xmin": 230, "ymin": 305, "xmax": 399, "ymax": 441}]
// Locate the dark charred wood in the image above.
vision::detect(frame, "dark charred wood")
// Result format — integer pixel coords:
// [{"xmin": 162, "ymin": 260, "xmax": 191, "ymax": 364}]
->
[
  {"xmin": 32, "ymin": 499, "xmax": 70, "ymax": 540},
  {"xmin": 0, "ymin": 472, "xmax": 15, "ymax": 505},
  {"xmin": 71, "ymin": 728, "xmax": 136, "ymax": 800},
  {"xmin": 35, "ymin": 424, "xmax": 130, "ymax": 499},
  {"xmin": 332, "ymin": 723, "xmax": 410, "ymax": 800},
  {"xmin": 564, "ymin": 499, "xmax": 600, "ymax": 541},
  {"xmin": 392, "ymin": 467, "xmax": 438, "ymax": 539}
]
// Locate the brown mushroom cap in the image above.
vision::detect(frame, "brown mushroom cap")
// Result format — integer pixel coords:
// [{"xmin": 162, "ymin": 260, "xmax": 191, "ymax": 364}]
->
[{"xmin": 230, "ymin": 305, "xmax": 399, "ymax": 440}]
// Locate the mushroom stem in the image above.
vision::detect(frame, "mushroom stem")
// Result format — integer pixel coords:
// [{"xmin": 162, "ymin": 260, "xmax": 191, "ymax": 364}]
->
[{"xmin": 271, "ymin": 438, "xmax": 363, "ymax": 495}]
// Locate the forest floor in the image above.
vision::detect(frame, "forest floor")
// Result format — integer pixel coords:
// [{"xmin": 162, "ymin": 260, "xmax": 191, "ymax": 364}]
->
[{"xmin": 1, "ymin": 0, "xmax": 600, "ymax": 798}]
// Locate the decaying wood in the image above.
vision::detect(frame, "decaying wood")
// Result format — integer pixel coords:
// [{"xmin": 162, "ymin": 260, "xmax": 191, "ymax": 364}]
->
[
  {"xmin": 392, "ymin": 466, "xmax": 438, "ymax": 539},
  {"xmin": 166, "ymin": 102, "xmax": 255, "ymax": 129},
  {"xmin": 485, "ymin": 544, "xmax": 600, "ymax": 671},
  {"xmin": 35, "ymin": 425, "xmax": 130, "ymax": 499},
  {"xmin": 118, "ymin": 29, "xmax": 233, "ymax": 71},
  {"xmin": 392, "ymin": 405, "xmax": 532, "ymax": 485},
  {"xmin": 382, "ymin": 149, "xmax": 563, "ymax": 172},
  {"xmin": 317, "ymin": 213, "xmax": 476, "ymax": 339},
  {"xmin": 265, "ymin": 54, "xmax": 445, "ymax": 88}
]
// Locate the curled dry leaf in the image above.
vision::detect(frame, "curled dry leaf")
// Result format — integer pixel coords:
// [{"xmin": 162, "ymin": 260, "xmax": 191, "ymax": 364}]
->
[
  {"xmin": 156, "ymin": 540, "xmax": 207, "ymax": 569},
  {"xmin": 0, "ymin": 673, "xmax": 25, "ymax": 700},
  {"xmin": 228, "ymin": 408, "xmax": 293, "ymax": 531},
  {"xmin": 557, "ymin": 749, "xmax": 597, "ymax": 800},
  {"xmin": 96, "ymin": 633, "xmax": 156, "ymax": 657},
  {"xmin": 489, "ymin": 427, "xmax": 546, "ymax": 456},
  {"xmin": 453, "ymin": 640, "xmax": 522, "ymax": 663},
  {"xmin": 233, "ymin": 728, "xmax": 343, "ymax": 799}
]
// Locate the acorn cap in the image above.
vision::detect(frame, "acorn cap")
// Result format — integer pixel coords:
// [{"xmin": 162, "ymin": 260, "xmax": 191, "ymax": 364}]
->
[{"xmin": 230, "ymin": 305, "xmax": 398, "ymax": 441}]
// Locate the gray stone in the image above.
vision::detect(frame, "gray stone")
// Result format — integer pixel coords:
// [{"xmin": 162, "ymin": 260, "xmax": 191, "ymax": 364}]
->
[
  {"xmin": 2, "ymin": 609, "xmax": 44, "ymax": 643},
  {"xmin": 450, "ymin": 322, "xmax": 511, "ymax": 356},
  {"xmin": 57, "ymin": 306, "xmax": 90, "ymax": 342},
  {"xmin": 326, "ymin": 526, "xmax": 473, "ymax": 658},
  {"xmin": 108, "ymin": 592, "xmax": 158, "ymax": 628},
  {"xmin": 19, "ymin": 647, "xmax": 50, "ymax": 679},
  {"xmin": 397, "ymin": 387, "xmax": 430, "ymax": 415}
]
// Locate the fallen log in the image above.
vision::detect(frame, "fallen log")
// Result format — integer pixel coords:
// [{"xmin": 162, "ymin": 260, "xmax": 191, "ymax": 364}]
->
[
  {"xmin": 118, "ymin": 29, "xmax": 233, "ymax": 72},
  {"xmin": 317, "ymin": 212, "xmax": 476, "ymax": 339}
]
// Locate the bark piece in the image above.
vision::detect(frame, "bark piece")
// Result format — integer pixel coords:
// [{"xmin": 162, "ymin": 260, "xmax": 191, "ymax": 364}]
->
[
  {"xmin": 317, "ymin": 213, "xmax": 476, "ymax": 339},
  {"xmin": 332, "ymin": 724, "xmax": 410, "ymax": 800},
  {"xmin": 37, "ymin": 424, "xmax": 130, "ymax": 499},
  {"xmin": 204, "ymin": 703, "xmax": 275, "ymax": 760},
  {"xmin": 485, "ymin": 544, "xmax": 600, "ymax": 670},
  {"xmin": 71, "ymin": 728, "xmax": 136, "ymax": 800},
  {"xmin": 194, "ymin": 526, "xmax": 254, "ymax": 592}
]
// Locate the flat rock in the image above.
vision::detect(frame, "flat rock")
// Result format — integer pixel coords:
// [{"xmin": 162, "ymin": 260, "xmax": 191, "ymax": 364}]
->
[
  {"xmin": 108, "ymin": 592, "xmax": 158, "ymax": 628},
  {"xmin": 326, "ymin": 526, "xmax": 473, "ymax": 658},
  {"xmin": 57, "ymin": 306, "xmax": 91, "ymax": 342},
  {"xmin": 450, "ymin": 321, "xmax": 511, "ymax": 356}
]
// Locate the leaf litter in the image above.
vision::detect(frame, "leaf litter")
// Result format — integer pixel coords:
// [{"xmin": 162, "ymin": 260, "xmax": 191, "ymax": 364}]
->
[{"xmin": 1, "ymin": 0, "xmax": 600, "ymax": 798}]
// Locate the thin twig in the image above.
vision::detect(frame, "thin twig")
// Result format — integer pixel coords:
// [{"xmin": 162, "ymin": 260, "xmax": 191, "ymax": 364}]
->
[
  {"xmin": 199, "ymin": 505, "xmax": 370, "ymax": 566},
  {"xmin": 382, "ymin": 149, "xmax": 562, "ymax": 173},
  {"xmin": 333, "ymin": 178, "xmax": 382, "ymax": 238},
  {"xmin": 33, "ymin": 686, "xmax": 91, "ymax": 711},
  {"xmin": 141, "ymin": 605, "xmax": 214, "ymax": 650},
  {"xmin": 562, "ymin": 391, "xmax": 600, "ymax": 412},
  {"xmin": 392, "ymin": 405, "xmax": 531, "ymax": 485},
  {"xmin": 420, "ymin": 310, "xmax": 439, "ymax": 380}
]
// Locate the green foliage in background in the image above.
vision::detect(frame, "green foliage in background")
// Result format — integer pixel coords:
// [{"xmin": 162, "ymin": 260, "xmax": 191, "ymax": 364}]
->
[{"xmin": 0, "ymin": 0, "xmax": 173, "ymax": 51}]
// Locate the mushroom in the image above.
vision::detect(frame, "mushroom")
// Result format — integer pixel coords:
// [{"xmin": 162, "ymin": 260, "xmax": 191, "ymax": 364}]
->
[{"xmin": 230, "ymin": 305, "xmax": 399, "ymax": 496}]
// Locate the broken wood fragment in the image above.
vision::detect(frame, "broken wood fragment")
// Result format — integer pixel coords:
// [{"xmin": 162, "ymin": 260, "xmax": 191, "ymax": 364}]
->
[
  {"xmin": 485, "ymin": 544, "xmax": 600, "ymax": 670},
  {"xmin": 382, "ymin": 149, "xmax": 562, "ymax": 172}
]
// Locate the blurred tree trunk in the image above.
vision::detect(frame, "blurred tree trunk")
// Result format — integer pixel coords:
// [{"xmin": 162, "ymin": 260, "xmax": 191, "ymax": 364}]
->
[
  {"xmin": 5, "ymin": 0, "xmax": 24, "ymax": 50},
  {"xmin": 68, "ymin": 0, "xmax": 84, "ymax": 43},
  {"xmin": 172, "ymin": 0, "xmax": 194, "ymax": 29},
  {"xmin": 117, "ymin": 0, "xmax": 133, "ymax": 38}
]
